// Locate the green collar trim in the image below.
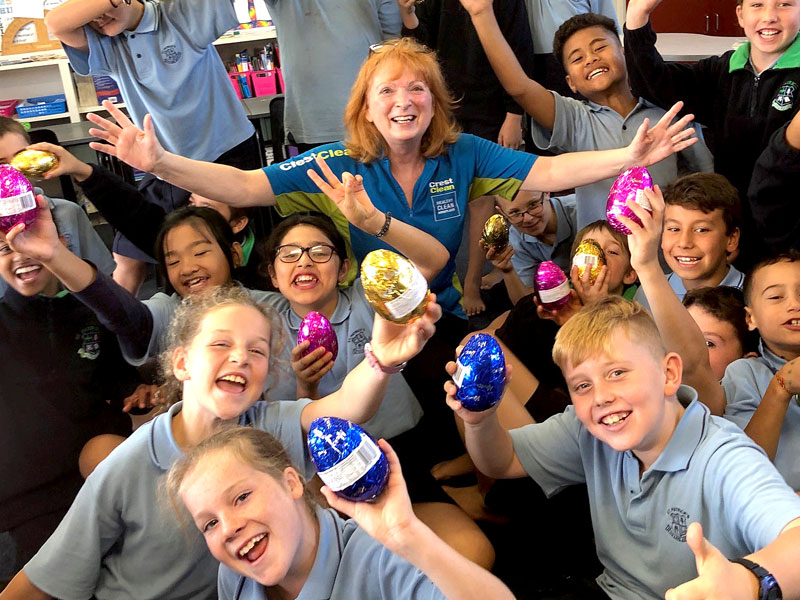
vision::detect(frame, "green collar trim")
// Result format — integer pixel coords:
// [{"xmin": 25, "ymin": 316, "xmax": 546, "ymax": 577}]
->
[
  {"xmin": 730, "ymin": 34, "xmax": 800, "ymax": 72},
  {"xmin": 240, "ymin": 226, "xmax": 255, "ymax": 267}
]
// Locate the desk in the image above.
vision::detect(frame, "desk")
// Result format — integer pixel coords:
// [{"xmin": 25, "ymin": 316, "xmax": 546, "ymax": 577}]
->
[
  {"xmin": 242, "ymin": 94, "xmax": 282, "ymax": 119},
  {"xmin": 653, "ymin": 33, "xmax": 746, "ymax": 62},
  {"xmin": 43, "ymin": 121, "xmax": 96, "ymax": 147}
]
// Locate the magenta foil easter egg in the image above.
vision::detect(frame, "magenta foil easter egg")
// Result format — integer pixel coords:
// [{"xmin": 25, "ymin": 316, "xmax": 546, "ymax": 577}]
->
[
  {"xmin": 534, "ymin": 261, "xmax": 570, "ymax": 310},
  {"xmin": 297, "ymin": 311, "xmax": 338, "ymax": 362},
  {"xmin": 0, "ymin": 165, "xmax": 37, "ymax": 234},
  {"xmin": 605, "ymin": 166, "xmax": 653, "ymax": 235}
]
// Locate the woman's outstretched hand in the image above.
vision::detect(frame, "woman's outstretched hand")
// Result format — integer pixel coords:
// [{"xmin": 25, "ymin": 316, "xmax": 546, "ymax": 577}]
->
[
  {"xmin": 627, "ymin": 101, "xmax": 697, "ymax": 169},
  {"xmin": 87, "ymin": 100, "xmax": 165, "ymax": 174},
  {"xmin": 307, "ymin": 155, "xmax": 384, "ymax": 234}
]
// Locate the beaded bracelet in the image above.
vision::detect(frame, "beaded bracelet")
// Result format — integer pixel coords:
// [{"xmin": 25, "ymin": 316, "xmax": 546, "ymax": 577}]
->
[{"xmin": 375, "ymin": 212, "xmax": 392, "ymax": 238}]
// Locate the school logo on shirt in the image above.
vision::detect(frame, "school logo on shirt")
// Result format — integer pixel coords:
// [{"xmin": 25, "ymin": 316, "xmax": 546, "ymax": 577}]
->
[
  {"xmin": 429, "ymin": 178, "xmax": 460, "ymax": 222},
  {"xmin": 76, "ymin": 326, "xmax": 101, "ymax": 360},
  {"xmin": 161, "ymin": 45, "xmax": 182, "ymax": 65},
  {"xmin": 665, "ymin": 507, "xmax": 690, "ymax": 542},
  {"xmin": 348, "ymin": 328, "xmax": 369, "ymax": 355},
  {"xmin": 772, "ymin": 81, "xmax": 797, "ymax": 111}
]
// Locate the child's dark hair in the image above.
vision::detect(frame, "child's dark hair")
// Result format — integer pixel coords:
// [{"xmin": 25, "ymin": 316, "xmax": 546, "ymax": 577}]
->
[
  {"xmin": 0, "ymin": 117, "xmax": 30, "ymax": 144},
  {"xmin": 553, "ymin": 13, "xmax": 620, "ymax": 66},
  {"xmin": 157, "ymin": 285, "xmax": 286, "ymax": 409},
  {"xmin": 265, "ymin": 212, "xmax": 348, "ymax": 267},
  {"xmin": 743, "ymin": 249, "xmax": 800, "ymax": 304},
  {"xmin": 154, "ymin": 206, "xmax": 238, "ymax": 295},
  {"xmin": 663, "ymin": 173, "xmax": 742, "ymax": 235},
  {"xmin": 165, "ymin": 426, "xmax": 317, "ymax": 532},
  {"xmin": 683, "ymin": 286, "xmax": 759, "ymax": 354}
]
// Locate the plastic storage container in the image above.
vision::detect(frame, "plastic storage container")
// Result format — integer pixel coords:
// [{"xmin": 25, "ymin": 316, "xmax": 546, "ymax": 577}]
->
[{"xmin": 16, "ymin": 94, "xmax": 67, "ymax": 118}]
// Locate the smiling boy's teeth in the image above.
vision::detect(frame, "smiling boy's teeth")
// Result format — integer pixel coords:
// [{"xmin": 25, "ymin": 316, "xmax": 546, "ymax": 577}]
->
[
  {"xmin": 220, "ymin": 374, "xmax": 246, "ymax": 385},
  {"xmin": 760, "ymin": 30, "xmax": 778, "ymax": 37},
  {"xmin": 588, "ymin": 68, "xmax": 606, "ymax": 79},
  {"xmin": 790, "ymin": 319, "xmax": 800, "ymax": 326},
  {"xmin": 675, "ymin": 257, "xmax": 699, "ymax": 264},
  {"xmin": 601, "ymin": 412, "xmax": 630, "ymax": 425},
  {"xmin": 14, "ymin": 265, "xmax": 40, "ymax": 275},
  {"xmin": 238, "ymin": 533, "xmax": 266, "ymax": 557}
]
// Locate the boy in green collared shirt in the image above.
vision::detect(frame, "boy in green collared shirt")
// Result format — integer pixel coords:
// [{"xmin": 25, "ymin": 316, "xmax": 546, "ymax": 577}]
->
[{"xmin": 624, "ymin": 0, "xmax": 800, "ymax": 265}]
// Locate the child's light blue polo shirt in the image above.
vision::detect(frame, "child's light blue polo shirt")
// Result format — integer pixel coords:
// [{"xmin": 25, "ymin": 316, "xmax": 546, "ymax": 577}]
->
[
  {"xmin": 509, "ymin": 194, "xmax": 577, "ymax": 285},
  {"xmin": 723, "ymin": 340, "xmax": 800, "ymax": 490},
  {"xmin": 218, "ymin": 506, "xmax": 444, "ymax": 599},
  {"xmin": 64, "ymin": 0, "xmax": 254, "ymax": 162},
  {"xmin": 525, "ymin": 0, "xmax": 620, "ymax": 54},
  {"xmin": 266, "ymin": 135, "xmax": 537, "ymax": 318},
  {"xmin": 24, "ymin": 399, "xmax": 311, "ymax": 600},
  {"xmin": 267, "ymin": 278, "xmax": 423, "ymax": 441},
  {"xmin": 509, "ymin": 386, "xmax": 800, "ymax": 600},
  {"xmin": 633, "ymin": 264, "xmax": 745, "ymax": 312},
  {"xmin": 531, "ymin": 93, "xmax": 714, "ymax": 228}
]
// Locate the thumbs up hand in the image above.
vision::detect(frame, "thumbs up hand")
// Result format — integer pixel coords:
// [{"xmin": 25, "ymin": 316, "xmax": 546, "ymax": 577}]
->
[{"xmin": 665, "ymin": 523, "xmax": 760, "ymax": 600}]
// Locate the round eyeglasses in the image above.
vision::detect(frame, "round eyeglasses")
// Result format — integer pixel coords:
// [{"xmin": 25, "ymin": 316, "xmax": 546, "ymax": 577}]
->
[
  {"xmin": 276, "ymin": 244, "xmax": 337, "ymax": 264},
  {"xmin": 505, "ymin": 200, "xmax": 545, "ymax": 223}
]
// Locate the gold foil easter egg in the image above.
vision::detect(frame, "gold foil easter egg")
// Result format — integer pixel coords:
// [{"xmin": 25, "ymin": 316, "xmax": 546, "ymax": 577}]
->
[
  {"xmin": 481, "ymin": 214, "xmax": 509, "ymax": 253},
  {"xmin": 11, "ymin": 149, "xmax": 59, "ymax": 178},
  {"xmin": 360, "ymin": 249, "xmax": 430, "ymax": 324},
  {"xmin": 572, "ymin": 239, "xmax": 606, "ymax": 283}
]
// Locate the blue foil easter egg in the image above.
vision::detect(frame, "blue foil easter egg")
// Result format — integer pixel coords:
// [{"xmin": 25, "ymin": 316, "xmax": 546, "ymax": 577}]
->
[
  {"xmin": 307, "ymin": 417, "xmax": 389, "ymax": 501},
  {"xmin": 297, "ymin": 311, "xmax": 338, "ymax": 362},
  {"xmin": 454, "ymin": 333, "xmax": 506, "ymax": 412}
]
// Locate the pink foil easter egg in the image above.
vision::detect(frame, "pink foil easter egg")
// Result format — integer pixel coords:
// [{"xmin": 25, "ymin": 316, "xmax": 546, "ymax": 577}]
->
[
  {"xmin": 0, "ymin": 165, "xmax": 37, "ymax": 234},
  {"xmin": 297, "ymin": 311, "xmax": 338, "ymax": 362},
  {"xmin": 534, "ymin": 261, "xmax": 570, "ymax": 310},
  {"xmin": 606, "ymin": 166, "xmax": 653, "ymax": 235}
]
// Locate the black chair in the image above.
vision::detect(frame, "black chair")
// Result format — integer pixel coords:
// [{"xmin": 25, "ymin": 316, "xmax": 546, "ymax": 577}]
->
[
  {"xmin": 269, "ymin": 95, "xmax": 287, "ymax": 164},
  {"xmin": 27, "ymin": 128, "xmax": 79, "ymax": 203}
]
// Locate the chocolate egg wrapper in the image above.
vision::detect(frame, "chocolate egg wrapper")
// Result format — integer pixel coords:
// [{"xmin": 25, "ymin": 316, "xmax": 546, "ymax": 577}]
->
[
  {"xmin": 606, "ymin": 166, "xmax": 653, "ymax": 235},
  {"xmin": 297, "ymin": 311, "xmax": 338, "ymax": 362},
  {"xmin": 360, "ymin": 249, "xmax": 430, "ymax": 324},
  {"xmin": 307, "ymin": 416, "xmax": 389, "ymax": 501},
  {"xmin": 535, "ymin": 260, "xmax": 570, "ymax": 310},
  {"xmin": 10, "ymin": 149, "xmax": 59, "ymax": 179},
  {"xmin": 453, "ymin": 333, "xmax": 506, "ymax": 411},
  {"xmin": 572, "ymin": 239, "xmax": 606, "ymax": 284},
  {"xmin": 0, "ymin": 165, "xmax": 37, "ymax": 234},
  {"xmin": 481, "ymin": 214, "xmax": 509, "ymax": 253}
]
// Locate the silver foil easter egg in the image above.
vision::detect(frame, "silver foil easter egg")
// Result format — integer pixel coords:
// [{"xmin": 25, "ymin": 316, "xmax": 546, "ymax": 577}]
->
[
  {"xmin": 453, "ymin": 333, "xmax": 506, "ymax": 412},
  {"xmin": 297, "ymin": 311, "xmax": 338, "ymax": 362},
  {"xmin": 606, "ymin": 166, "xmax": 653, "ymax": 235},
  {"xmin": 307, "ymin": 416, "xmax": 389, "ymax": 501}
]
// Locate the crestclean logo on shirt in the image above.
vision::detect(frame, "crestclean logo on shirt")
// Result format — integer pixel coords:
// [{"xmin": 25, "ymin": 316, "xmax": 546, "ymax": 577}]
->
[
  {"xmin": 429, "ymin": 178, "xmax": 460, "ymax": 221},
  {"xmin": 279, "ymin": 148, "xmax": 352, "ymax": 171}
]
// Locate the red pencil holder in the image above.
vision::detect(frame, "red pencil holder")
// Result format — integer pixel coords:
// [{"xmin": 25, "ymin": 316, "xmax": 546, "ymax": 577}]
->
[{"xmin": 228, "ymin": 72, "xmax": 253, "ymax": 99}]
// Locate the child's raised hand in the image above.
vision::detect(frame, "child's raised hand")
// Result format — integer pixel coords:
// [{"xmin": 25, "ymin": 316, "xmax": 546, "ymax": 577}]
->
[
  {"xmin": 485, "ymin": 244, "xmax": 515, "ymax": 273},
  {"xmin": 626, "ymin": 0, "xmax": 665, "ymax": 28},
  {"xmin": 665, "ymin": 522, "xmax": 757, "ymax": 600},
  {"xmin": 443, "ymin": 356, "xmax": 508, "ymax": 425},
  {"xmin": 627, "ymin": 102, "xmax": 697, "ymax": 169},
  {"xmin": 26, "ymin": 142, "xmax": 92, "ymax": 182},
  {"xmin": 4, "ymin": 194, "xmax": 61, "ymax": 263},
  {"xmin": 307, "ymin": 157, "xmax": 383, "ymax": 235},
  {"xmin": 396, "ymin": 0, "xmax": 417, "ymax": 16},
  {"xmin": 617, "ymin": 185, "xmax": 665, "ymax": 272},
  {"xmin": 775, "ymin": 358, "xmax": 800, "ymax": 398},
  {"xmin": 458, "ymin": 0, "xmax": 494, "ymax": 17},
  {"xmin": 369, "ymin": 294, "xmax": 441, "ymax": 367},
  {"xmin": 87, "ymin": 101, "xmax": 165, "ymax": 174},
  {"xmin": 570, "ymin": 264, "xmax": 610, "ymax": 306},
  {"xmin": 321, "ymin": 439, "xmax": 419, "ymax": 554},
  {"xmin": 534, "ymin": 288, "xmax": 582, "ymax": 326},
  {"xmin": 291, "ymin": 341, "xmax": 335, "ymax": 395},
  {"xmin": 122, "ymin": 383, "xmax": 167, "ymax": 413}
]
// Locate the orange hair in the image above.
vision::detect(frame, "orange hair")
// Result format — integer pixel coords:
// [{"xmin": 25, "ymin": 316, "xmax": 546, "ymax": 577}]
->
[{"xmin": 343, "ymin": 37, "xmax": 461, "ymax": 162}]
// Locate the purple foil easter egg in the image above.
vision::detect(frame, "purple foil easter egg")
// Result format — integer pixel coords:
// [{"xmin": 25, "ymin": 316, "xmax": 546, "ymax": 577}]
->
[
  {"xmin": 307, "ymin": 416, "xmax": 389, "ymax": 502},
  {"xmin": 0, "ymin": 165, "xmax": 37, "ymax": 234},
  {"xmin": 535, "ymin": 261, "xmax": 570, "ymax": 310},
  {"xmin": 606, "ymin": 166, "xmax": 653, "ymax": 235},
  {"xmin": 297, "ymin": 311, "xmax": 338, "ymax": 362}
]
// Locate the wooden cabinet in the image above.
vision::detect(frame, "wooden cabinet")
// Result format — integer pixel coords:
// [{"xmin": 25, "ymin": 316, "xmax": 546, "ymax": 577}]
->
[{"xmin": 627, "ymin": 0, "xmax": 743, "ymax": 36}]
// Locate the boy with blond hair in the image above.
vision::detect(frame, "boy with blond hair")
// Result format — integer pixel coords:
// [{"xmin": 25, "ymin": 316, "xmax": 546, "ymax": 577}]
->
[{"xmin": 447, "ymin": 295, "xmax": 800, "ymax": 599}]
